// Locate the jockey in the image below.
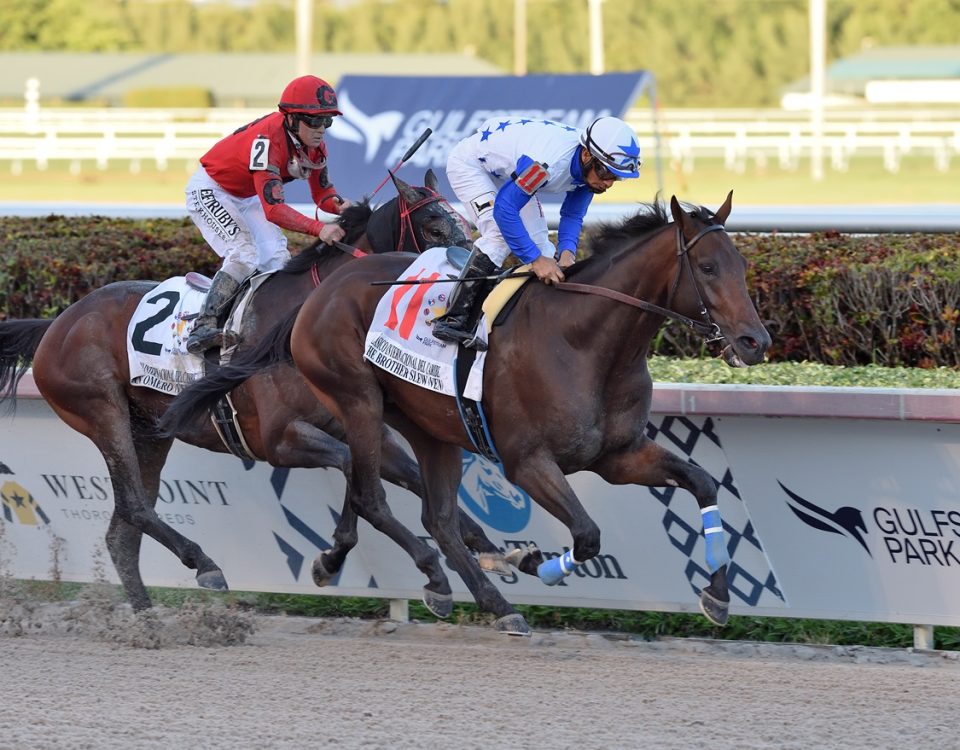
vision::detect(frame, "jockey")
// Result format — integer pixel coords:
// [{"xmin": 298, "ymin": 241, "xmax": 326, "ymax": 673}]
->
[
  {"xmin": 433, "ymin": 115, "xmax": 642, "ymax": 350},
  {"xmin": 185, "ymin": 74, "xmax": 352, "ymax": 354}
]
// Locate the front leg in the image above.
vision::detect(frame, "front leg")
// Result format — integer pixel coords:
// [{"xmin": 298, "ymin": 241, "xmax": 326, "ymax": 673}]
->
[{"xmin": 592, "ymin": 436, "xmax": 731, "ymax": 626}]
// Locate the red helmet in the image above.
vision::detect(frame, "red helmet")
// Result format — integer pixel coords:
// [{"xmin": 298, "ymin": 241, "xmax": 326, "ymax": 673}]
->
[{"xmin": 278, "ymin": 75, "xmax": 342, "ymax": 116}]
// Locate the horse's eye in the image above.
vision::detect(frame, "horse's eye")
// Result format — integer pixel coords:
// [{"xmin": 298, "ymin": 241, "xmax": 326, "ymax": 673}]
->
[{"xmin": 699, "ymin": 263, "xmax": 716, "ymax": 275}]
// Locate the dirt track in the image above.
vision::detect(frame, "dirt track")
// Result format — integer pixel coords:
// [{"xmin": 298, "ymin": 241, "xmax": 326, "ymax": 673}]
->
[{"xmin": 1, "ymin": 603, "xmax": 958, "ymax": 750}]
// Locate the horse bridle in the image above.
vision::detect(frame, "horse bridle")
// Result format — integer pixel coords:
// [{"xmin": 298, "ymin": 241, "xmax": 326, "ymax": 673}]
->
[
  {"xmin": 556, "ymin": 222, "xmax": 725, "ymax": 341},
  {"xmin": 310, "ymin": 190, "xmax": 450, "ymax": 285}
]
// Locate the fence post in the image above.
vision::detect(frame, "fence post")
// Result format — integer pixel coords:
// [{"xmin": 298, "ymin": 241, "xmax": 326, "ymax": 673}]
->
[
  {"xmin": 913, "ymin": 624, "xmax": 934, "ymax": 650},
  {"xmin": 389, "ymin": 598, "xmax": 409, "ymax": 623}
]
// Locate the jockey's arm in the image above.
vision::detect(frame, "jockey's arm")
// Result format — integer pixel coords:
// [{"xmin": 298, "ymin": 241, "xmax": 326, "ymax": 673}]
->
[
  {"xmin": 251, "ymin": 168, "xmax": 326, "ymax": 236},
  {"xmin": 556, "ymin": 186, "xmax": 593, "ymax": 265},
  {"xmin": 308, "ymin": 166, "xmax": 349, "ymax": 215}
]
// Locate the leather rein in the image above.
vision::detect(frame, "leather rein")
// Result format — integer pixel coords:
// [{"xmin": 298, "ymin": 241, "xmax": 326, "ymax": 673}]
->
[
  {"xmin": 555, "ymin": 223, "xmax": 725, "ymax": 341},
  {"xmin": 309, "ymin": 190, "xmax": 447, "ymax": 286}
]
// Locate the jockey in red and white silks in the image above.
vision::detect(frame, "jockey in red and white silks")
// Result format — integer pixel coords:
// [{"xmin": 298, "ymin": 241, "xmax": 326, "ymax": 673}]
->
[{"xmin": 184, "ymin": 74, "xmax": 351, "ymax": 353}]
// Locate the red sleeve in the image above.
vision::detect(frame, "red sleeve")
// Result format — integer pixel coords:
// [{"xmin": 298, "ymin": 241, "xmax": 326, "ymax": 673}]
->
[
  {"xmin": 307, "ymin": 143, "xmax": 343, "ymax": 215},
  {"xmin": 251, "ymin": 169, "xmax": 325, "ymax": 236}
]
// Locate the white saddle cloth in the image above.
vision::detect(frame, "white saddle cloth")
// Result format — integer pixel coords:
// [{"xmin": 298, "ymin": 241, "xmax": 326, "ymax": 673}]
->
[{"xmin": 364, "ymin": 246, "xmax": 487, "ymax": 400}]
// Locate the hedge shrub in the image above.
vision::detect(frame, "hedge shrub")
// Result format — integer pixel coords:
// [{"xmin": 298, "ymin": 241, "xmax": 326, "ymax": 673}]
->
[{"xmin": 2, "ymin": 217, "xmax": 959, "ymax": 368}]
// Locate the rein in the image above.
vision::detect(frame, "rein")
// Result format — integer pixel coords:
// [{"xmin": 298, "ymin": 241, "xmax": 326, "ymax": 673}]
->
[{"xmin": 555, "ymin": 224, "xmax": 725, "ymax": 340}]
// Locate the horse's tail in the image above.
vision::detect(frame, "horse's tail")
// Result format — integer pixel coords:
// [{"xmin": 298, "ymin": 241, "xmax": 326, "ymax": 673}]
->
[
  {"xmin": 158, "ymin": 305, "xmax": 301, "ymax": 437},
  {"xmin": 0, "ymin": 319, "xmax": 54, "ymax": 409}
]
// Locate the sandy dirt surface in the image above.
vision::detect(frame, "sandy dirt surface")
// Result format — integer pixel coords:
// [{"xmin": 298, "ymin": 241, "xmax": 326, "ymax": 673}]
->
[{"xmin": 1, "ymin": 598, "xmax": 958, "ymax": 750}]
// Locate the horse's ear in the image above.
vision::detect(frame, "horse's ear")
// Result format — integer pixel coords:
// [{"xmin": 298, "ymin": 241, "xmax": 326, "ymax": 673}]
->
[
  {"xmin": 714, "ymin": 190, "xmax": 734, "ymax": 225},
  {"xmin": 390, "ymin": 172, "xmax": 422, "ymax": 205},
  {"xmin": 424, "ymin": 168, "xmax": 439, "ymax": 193},
  {"xmin": 669, "ymin": 195, "xmax": 687, "ymax": 231}
]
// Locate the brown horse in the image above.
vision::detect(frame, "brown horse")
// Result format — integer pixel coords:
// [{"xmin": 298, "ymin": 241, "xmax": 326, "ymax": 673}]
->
[
  {"xmin": 0, "ymin": 172, "xmax": 518, "ymax": 613},
  {"xmin": 173, "ymin": 192, "xmax": 770, "ymax": 634}
]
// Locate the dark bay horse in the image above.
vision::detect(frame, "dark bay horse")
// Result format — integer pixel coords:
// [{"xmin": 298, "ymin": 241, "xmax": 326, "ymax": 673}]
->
[
  {"xmin": 0, "ymin": 172, "xmax": 514, "ymax": 613},
  {"xmin": 177, "ymin": 192, "xmax": 770, "ymax": 634}
]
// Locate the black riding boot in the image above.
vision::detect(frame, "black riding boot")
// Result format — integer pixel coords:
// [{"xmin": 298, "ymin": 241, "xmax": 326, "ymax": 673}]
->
[
  {"xmin": 432, "ymin": 251, "xmax": 499, "ymax": 350},
  {"xmin": 186, "ymin": 270, "xmax": 241, "ymax": 354}
]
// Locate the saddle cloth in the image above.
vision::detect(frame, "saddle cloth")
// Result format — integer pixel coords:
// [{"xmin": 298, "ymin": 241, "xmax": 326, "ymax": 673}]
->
[
  {"xmin": 364, "ymin": 246, "xmax": 487, "ymax": 400},
  {"xmin": 126, "ymin": 273, "xmax": 269, "ymax": 395}
]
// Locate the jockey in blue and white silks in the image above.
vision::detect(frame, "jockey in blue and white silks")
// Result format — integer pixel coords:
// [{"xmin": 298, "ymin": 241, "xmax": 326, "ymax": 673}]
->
[{"xmin": 434, "ymin": 116, "xmax": 642, "ymax": 350}]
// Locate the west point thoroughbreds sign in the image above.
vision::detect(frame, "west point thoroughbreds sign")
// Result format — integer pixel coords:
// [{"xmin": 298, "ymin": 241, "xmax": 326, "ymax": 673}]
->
[
  {"xmin": 286, "ymin": 72, "xmax": 654, "ymax": 206},
  {"xmin": 4, "ymin": 381, "xmax": 960, "ymax": 628}
]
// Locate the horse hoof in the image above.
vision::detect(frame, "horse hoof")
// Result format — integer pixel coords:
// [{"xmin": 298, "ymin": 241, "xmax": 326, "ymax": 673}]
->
[
  {"xmin": 505, "ymin": 546, "xmax": 544, "ymax": 577},
  {"xmin": 478, "ymin": 552, "xmax": 512, "ymax": 576},
  {"xmin": 422, "ymin": 589, "xmax": 453, "ymax": 619},
  {"xmin": 494, "ymin": 613, "xmax": 531, "ymax": 636},
  {"xmin": 699, "ymin": 588, "xmax": 729, "ymax": 627},
  {"xmin": 312, "ymin": 553, "xmax": 337, "ymax": 587},
  {"xmin": 196, "ymin": 569, "xmax": 228, "ymax": 591}
]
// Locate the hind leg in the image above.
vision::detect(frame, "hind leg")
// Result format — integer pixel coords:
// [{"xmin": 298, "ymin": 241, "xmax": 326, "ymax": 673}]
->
[
  {"xmin": 593, "ymin": 436, "xmax": 730, "ymax": 626},
  {"xmin": 398, "ymin": 423, "xmax": 528, "ymax": 635},
  {"xmin": 378, "ymin": 425, "xmax": 513, "ymax": 575}
]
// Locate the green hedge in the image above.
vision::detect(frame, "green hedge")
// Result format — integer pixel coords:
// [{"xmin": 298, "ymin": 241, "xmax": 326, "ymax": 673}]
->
[{"xmin": 2, "ymin": 217, "xmax": 959, "ymax": 369}]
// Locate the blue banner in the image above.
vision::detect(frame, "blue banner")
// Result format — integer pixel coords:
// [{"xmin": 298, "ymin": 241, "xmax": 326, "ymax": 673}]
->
[{"xmin": 288, "ymin": 72, "xmax": 651, "ymax": 206}]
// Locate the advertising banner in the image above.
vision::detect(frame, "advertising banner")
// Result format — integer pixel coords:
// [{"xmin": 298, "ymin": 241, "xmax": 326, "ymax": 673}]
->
[
  {"xmin": 286, "ymin": 72, "xmax": 652, "ymax": 206},
  {"xmin": 3, "ymin": 394, "xmax": 959, "ymax": 626}
]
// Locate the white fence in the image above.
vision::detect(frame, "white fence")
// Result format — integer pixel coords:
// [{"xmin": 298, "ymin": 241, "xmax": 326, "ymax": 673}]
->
[{"xmin": 1, "ymin": 106, "xmax": 958, "ymax": 174}]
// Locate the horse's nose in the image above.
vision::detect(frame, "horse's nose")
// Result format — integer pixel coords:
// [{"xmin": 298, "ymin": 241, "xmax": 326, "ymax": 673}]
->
[{"xmin": 733, "ymin": 328, "xmax": 771, "ymax": 366}]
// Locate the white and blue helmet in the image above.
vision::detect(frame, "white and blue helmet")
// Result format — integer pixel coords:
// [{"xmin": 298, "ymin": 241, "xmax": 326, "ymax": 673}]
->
[{"xmin": 580, "ymin": 116, "xmax": 642, "ymax": 178}]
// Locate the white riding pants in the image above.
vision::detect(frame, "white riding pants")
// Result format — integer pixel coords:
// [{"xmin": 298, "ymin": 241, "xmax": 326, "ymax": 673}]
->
[
  {"xmin": 446, "ymin": 143, "xmax": 555, "ymax": 267},
  {"xmin": 185, "ymin": 166, "xmax": 290, "ymax": 282}
]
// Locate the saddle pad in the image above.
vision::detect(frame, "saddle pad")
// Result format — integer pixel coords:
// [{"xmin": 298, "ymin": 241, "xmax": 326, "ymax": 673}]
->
[
  {"xmin": 126, "ymin": 277, "xmax": 206, "ymax": 395},
  {"xmin": 126, "ymin": 272, "xmax": 271, "ymax": 395},
  {"xmin": 481, "ymin": 263, "xmax": 533, "ymax": 334},
  {"xmin": 364, "ymin": 246, "xmax": 486, "ymax": 400}
]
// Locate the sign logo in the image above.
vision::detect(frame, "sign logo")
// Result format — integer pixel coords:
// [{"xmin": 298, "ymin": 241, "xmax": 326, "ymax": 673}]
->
[
  {"xmin": 780, "ymin": 481, "xmax": 870, "ymax": 555},
  {"xmin": 1, "ymin": 480, "xmax": 50, "ymax": 526},
  {"xmin": 457, "ymin": 453, "xmax": 530, "ymax": 533}
]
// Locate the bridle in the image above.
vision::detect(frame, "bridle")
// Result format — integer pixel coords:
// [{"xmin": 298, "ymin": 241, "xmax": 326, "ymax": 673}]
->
[
  {"xmin": 556, "ymin": 222, "xmax": 725, "ymax": 341},
  {"xmin": 311, "ymin": 189, "xmax": 460, "ymax": 285}
]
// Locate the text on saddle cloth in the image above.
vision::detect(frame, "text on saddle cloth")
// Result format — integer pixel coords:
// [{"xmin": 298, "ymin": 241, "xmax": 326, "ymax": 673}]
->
[
  {"xmin": 363, "ymin": 246, "xmax": 492, "ymax": 398},
  {"xmin": 126, "ymin": 273, "xmax": 272, "ymax": 396}
]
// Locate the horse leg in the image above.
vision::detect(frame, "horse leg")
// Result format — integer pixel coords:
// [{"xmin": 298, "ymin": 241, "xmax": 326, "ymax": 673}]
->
[
  {"xmin": 378, "ymin": 426, "xmax": 513, "ymax": 576},
  {"xmin": 592, "ymin": 437, "xmax": 731, "ymax": 626},
  {"xmin": 93, "ymin": 413, "xmax": 227, "ymax": 594},
  {"xmin": 104, "ymin": 430, "xmax": 175, "ymax": 610},
  {"xmin": 507, "ymin": 454, "xmax": 602, "ymax": 586},
  {"xmin": 398, "ymin": 425, "xmax": 529, "ymax": 635}
]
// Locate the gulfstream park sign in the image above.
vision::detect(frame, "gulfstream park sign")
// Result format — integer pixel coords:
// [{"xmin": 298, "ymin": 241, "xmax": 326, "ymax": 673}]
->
[{"xmin": 285, "ymin": 72, "xmax": 653, "ymax": 205}]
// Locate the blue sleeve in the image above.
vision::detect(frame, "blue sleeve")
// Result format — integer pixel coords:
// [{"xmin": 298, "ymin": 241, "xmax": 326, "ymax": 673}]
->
[
  {"xmin": 492, "ymin": 160, "xmax": 542, "ymax": 264},
  {"xmin": 556, "ymin": 186, "xmax": 593, "ymax": 254}
]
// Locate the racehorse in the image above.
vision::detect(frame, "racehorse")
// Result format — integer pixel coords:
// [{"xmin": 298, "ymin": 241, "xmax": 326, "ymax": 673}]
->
[
  {"xmin": 0, "ymin": 171, "xmax": 519, "ymax": 613},
  {"xmin": 165, "ymin": 192, "xmax": 770, "ymax": 634}
]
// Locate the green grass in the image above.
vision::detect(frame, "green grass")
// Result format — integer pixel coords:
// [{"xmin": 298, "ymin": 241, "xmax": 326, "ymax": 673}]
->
[{"xmin": 0, "ymin": 154, "xmax": 956, "ymax": 206}]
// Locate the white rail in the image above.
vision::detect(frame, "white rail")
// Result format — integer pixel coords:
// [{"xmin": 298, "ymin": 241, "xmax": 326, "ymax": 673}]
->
[{"xmin": 0, "ymin": 107, "xmax": 957, "ymax": 173}]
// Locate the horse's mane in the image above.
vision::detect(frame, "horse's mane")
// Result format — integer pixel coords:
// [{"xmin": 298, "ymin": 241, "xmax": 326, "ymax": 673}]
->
[
  {"xmin": 584, "ymin": 198, "xmax": 715, "ymax": 260},
  {"xmin": 279, "ymin": 199, "xmax": 374, "ymax": 275}
]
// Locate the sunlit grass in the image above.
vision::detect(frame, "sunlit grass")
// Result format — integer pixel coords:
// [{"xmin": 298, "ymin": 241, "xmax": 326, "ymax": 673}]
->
[{"xmin": 0, "ymin": 154, "xmax": 956, "ymax": 206}]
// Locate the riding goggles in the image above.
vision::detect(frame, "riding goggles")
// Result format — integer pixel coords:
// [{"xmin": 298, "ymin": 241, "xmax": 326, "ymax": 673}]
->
[{"xmin": 297, "ymin": 113, "xmax": 334, "ymax": 129}]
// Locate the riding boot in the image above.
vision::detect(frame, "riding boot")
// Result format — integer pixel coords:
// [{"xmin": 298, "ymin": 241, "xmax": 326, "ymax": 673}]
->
[
  {"xmin": 432, "ymin": 250, "xmax": 499, "ymax": 350},
  {"xmin": 186, "ymin": 270, "xmax": 242, "ymax": 354}
]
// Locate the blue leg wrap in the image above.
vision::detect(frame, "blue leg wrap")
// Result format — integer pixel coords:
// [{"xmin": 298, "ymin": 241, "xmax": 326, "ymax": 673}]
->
[
  {"xmin": 537, "ymin": 549, "xmax": 580, "ymax": 586},
  {"xmin": 701, "ymin": 505, "xmax": 730, "ymax": 573}
]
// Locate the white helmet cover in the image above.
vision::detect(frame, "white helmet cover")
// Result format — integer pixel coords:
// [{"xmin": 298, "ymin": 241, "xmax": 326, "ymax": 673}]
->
[{"xmin": 580, "ymin": 116, "xmax": 642, "ymax": 178}]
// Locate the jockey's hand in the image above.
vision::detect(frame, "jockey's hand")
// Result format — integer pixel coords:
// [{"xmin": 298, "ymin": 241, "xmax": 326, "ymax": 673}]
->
[
  {"xmin": 558, "ymin": 249, "xmax": 577, "ymax": 268},
  {"xmin": 317, "ymin": 223, "xmax": 346, "ymax": 245},
  {"xmin": 531, "ymin": 255, "xmax": 565, "ymax": 286},
  {"xmin": 334, "ymin": 195, "xmax": 353, "ymax": 212}
]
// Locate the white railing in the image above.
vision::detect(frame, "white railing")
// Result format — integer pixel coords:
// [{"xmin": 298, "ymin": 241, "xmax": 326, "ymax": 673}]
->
[{"xmin": 0, "ymin": 106, "xmax": 957, "ymax": 173}]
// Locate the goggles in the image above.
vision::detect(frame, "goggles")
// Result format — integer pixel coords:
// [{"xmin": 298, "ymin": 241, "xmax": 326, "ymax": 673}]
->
[
  {"xmin": 592, "ymin": 160, "xmax": 623, "ymax": 182},
  {"xmin": 297, "ymin": 113, "xmax": 334, "ymax": 129}
]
